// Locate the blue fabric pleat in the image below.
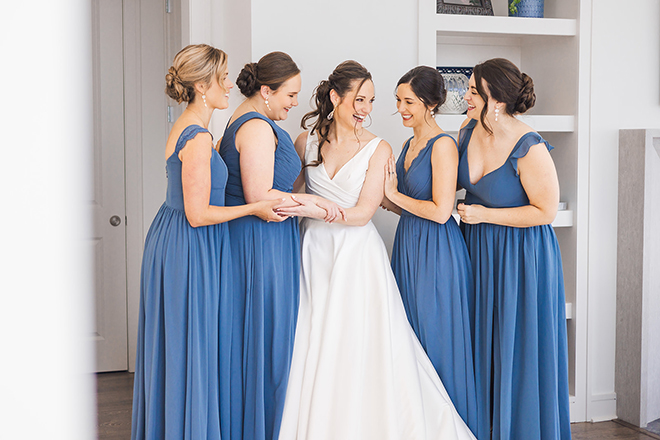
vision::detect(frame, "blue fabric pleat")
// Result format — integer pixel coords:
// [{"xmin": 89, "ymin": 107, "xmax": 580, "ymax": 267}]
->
[
  {"xmin": 218, "ymin": 112, "xmax": 302, "ymax": 440},
  {"xmin": 457, "ymin": 119, "xmax": 572, "ymax": 440},
  {"xmin": 132, "ymin": 125, "xmax": 229, "ymax": 440},
  {"xmin": 391, "ymin": 134, "xmax": 485, "ymax": 439}
]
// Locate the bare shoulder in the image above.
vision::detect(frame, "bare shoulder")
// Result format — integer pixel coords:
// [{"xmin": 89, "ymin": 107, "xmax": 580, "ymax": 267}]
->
[
  {"xmin": 235, "ymin": 117, "xmax": 275, "ymax": 144},
  {"xmin": 294, "ymin": 131, "xmax": 310, "ymax": 158},
  {"xmin": 434, "ymin": 133, "xmax": 457, "ymax": 149},
  {"xmin": 371, "ymin": 139, "xmax": 393, "ymax": 162},
  {"xmin": 431, "ymin": 133, "xmax": 459, "ymax": 160}
]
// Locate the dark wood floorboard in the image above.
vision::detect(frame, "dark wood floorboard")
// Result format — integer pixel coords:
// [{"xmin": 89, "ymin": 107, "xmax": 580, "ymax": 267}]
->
[
  {"xmin": 97, "ymin": 371, "xmax": 134, "ymax": 439},
  {"xmin": 97, "ymin": 371, "xmax": 658, "ymax": 439}
]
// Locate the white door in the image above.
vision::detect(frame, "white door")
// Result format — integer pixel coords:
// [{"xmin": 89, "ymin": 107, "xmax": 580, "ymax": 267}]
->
[{"xmin": 90, "ymin": 0, "xmax": 128, "ymax": 372}]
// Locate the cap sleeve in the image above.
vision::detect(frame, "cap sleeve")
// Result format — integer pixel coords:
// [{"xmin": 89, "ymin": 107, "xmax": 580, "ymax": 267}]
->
[
  {"xmin": 510, "ymin": 132, "xmax": 553, "ymax": 175},
  {"xmin": 175, "ymin": 125, "xmax": 211, "ymax": 155},
  {"xmin": 457, "ymin": 119, "xmax": 477, "ymax": 156}
]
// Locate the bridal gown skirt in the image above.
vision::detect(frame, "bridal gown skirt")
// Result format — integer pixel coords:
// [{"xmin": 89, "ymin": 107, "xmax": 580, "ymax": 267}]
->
[{"xmin": 278, "ymin": 218, "xmax": 476, "ymax": 440}]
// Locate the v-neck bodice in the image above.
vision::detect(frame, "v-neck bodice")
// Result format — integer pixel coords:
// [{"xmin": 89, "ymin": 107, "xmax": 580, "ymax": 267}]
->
[
  {"xmin": 396, "ymin": 134, "xmax": 456, "ymax": 214},
  {"xmin": 457, "ymin": 119, "xmax": 553, "ymax": 208},
  {"xmin": 303, "ymin": 132, "xmax": 382, "ymax": 208}
]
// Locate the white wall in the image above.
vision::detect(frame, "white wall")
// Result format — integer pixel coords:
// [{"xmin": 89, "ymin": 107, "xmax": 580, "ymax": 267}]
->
[
  {"xmin": 588, "ymin": 0, "xmax": 660, "ymax": 422},
  {"xmin": 186, "ymin": 0, "xmax": 660, "ymax": 424},
  {"xmin": 212, "ymin": 0, "xmax": 424, "ymax": 249}
]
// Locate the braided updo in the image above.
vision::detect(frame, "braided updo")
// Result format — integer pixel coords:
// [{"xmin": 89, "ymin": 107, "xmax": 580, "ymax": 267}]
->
[
  {"xmin": 473, "ymin": 58, "xmax": 536, "ymax": 134},
  {"xmin": 236, "ymin": 51, "xmax": 300, "ymax": 98},
  {"xmin": 165, "ymin": 44, "xmax": 227, "ymax": 104}
]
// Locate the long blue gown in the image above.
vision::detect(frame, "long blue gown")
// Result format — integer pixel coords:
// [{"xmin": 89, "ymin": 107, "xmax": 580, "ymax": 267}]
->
[
  {"xmin": 391, "ymin": 134, "xmax": 485, "ymax": 439},
  {"xmin": 218, "ymin": 112, "xmax": 302, "ymax": 440},
  {"xmin": 132, "ymin": 125, "xmax": 229, "ymax": 440},
  {"xmin": 457, "ymin": 119, "xmax": 572, "ymax": 440}
]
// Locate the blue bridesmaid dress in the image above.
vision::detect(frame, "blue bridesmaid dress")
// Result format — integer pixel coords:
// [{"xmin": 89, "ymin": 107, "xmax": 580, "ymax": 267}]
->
[
  {"xmin": 218, "ymin": 112, "xmax": 302, "ymax": 440},
  {"xmin": 390, "ymin": 134, "xmax": 484, "ymax": 439},
  {"xmin": 457, "ymin": 119, "xmax": 572, "ymax": 440},
  {"xmin": 131, "ymin": 125, "xmax": 229, "ymax": 440}
]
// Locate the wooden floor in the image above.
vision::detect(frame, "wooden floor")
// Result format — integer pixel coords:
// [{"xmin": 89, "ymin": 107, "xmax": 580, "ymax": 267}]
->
[{"xmin": 97, "ymin": 371, "xmax": 660, "ymax": 439}]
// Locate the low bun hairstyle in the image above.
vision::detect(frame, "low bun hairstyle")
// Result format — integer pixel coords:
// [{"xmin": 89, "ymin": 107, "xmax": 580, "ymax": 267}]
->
[
  {"xmin": 236, "ymin": 51, "xmax": 300, "ymax": 97},
  {"xmin": 397, "ymin": 66, "xmax": 447, "ymax": 116},
  {"xmin": 165, "ymin": 44, "xmax": 227, "ymax": 104},
  {"xmin": 473, "ymin": 58, "xmax": 536, "ymax": 134},
  {"xmin": 302, "ymin": 60, "xmax": 373, "ymax": 167}
]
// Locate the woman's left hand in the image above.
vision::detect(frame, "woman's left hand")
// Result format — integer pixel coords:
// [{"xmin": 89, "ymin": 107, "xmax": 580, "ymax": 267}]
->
[
  {"xmin": 457, "ymin": 202, "xmax": 486, "ymax": 224},
  {"xmin": 311, "ymin": 196, "xmax": 347, "ymax": 223},
  {"xmin": 384, "ymin": 155, "xmax": 398, "ymax": 199},
  {"xmin": 275, "ymin": 195, "xmax": 347, "ymax": 222}
]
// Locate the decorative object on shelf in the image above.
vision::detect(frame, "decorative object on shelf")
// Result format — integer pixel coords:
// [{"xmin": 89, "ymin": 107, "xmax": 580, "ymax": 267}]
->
[
  {"xmin": 436, "ymin": 67, "xmax": 472, "ymax": 115},
  {"xmin": 558, "ymin": 202, "xmax": 567, "ymax": 211},
  {"xmin": 508, "ymin": 0, "xmax": 544, "ymax": 17},
  {"xmin": 437, "ymin": 0, "xmax": 493, "ymax": 16},
  {"xmin": 438, "ymin": 73, "xmax": 469, "ymax": 115},
  {"xmin": 437, "ymin": 66, "xmax": 473, "ymax": 79}
]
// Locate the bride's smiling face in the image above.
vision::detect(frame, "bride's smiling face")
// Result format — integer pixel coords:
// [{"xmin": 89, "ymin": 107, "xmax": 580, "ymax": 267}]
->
[{"xmin": 333, "ymin": 79, "xmax": 375, "ymax": 128}]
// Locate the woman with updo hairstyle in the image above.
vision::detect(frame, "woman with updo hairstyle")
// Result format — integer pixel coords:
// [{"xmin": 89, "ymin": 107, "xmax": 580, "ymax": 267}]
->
[
  {"xmin": 456, "ymin": 58, "xmax": 571, "ymax": 439},
  {"xmin": 383, "ymin": 65, "xmax": 484, "ymax": 439},
  {"xmin": 217, "ymin": 51, "xmax": 346, "ymax": 440},
  {"xmin": 131, "ymin": 44, "xmax": 283, "ymax": 440},
  {"xmin": 276, "ymin": 61, "xmax": 476, "ymax": 440}
]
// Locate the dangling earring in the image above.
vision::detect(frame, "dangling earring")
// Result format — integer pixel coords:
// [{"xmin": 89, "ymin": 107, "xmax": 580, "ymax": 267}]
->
[
  {"xmin": 494, "ymin": 107, "xmax": 499, "ymax": 122},
  {"xmin": 327, "ymin": 106, "xmax": 336, "ymax": 120},
  {"xmin": 265, "ymin": 97, "xmax": 271, "ymax": 111},
  {"xmin": 202, "ymin": 94, "xmax": 207, "ymax": 108}
]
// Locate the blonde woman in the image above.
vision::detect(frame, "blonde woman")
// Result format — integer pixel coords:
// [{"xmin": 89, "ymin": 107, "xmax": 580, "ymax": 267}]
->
[{"xmin": 131, "ymin": 44, "xmax": 282, "ymax": 440}]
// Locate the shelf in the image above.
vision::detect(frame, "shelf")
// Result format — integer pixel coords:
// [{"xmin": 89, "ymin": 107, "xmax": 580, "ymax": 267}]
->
[
  {"xmin": 437, "ymin": 115, "xmax": 575, "ymax": 133},
  {"xmin": 431, "ymin": 15, "xmax": 577, "ymax": 38},
  {"xmin": 552, "ymin": 210, "xmax": 573, "ymax": 228},
  {"xmin": 565, "ymin": 302, "xmax": 573, "ymax": 320},
  {"xmin": 451, "ymin": 210, "xmax": 573, "ymax": 228}
]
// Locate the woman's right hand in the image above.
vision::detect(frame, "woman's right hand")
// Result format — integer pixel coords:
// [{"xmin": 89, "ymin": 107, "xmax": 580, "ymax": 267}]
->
[
  {"xmin": 254, "ymin": 198, "xmax": 288, "ymax": 223},
  {"xmin": 310, "ymin": 196, "xmax": 347, "ymax": 223},
  {"xmin": 384, "ymin": 155, "xmax": 399, "ymax": 199}
]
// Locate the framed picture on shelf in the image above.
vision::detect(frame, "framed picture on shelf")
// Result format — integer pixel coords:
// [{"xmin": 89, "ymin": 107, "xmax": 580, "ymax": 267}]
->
[{"xmin": 437, "ymin": 0, "xmax": 493, "ymax": 15}]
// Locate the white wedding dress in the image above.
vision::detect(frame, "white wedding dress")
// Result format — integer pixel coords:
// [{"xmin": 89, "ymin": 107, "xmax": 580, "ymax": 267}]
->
[{"xmin": 278, "ymin": 134, "xmax": 477, "ymax": 440}]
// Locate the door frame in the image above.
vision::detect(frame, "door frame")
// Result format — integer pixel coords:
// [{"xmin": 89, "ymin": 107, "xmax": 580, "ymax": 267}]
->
[{"xmin": 123, "ymin": 0, "xmax": 185, "ymax": 372}]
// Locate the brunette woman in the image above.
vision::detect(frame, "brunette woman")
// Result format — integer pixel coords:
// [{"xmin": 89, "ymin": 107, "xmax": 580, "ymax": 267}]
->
[
  {"xmin": 277, "ymin": 61, "xmax": 476, "ymax": 440},
  {"xmin": 217, "ymin": 52, "xmax": 344, "ymax": 440},
  {"xmin": 457, "ymin": 58, "xmax": 571, "ymax": 439},
  {"xmin": 384, "ymin": 66, "xmax": 484, "ymax": 439},
  {"xmin": 131, "ymin": 44, "xmax": 283, "ymax": 440}
]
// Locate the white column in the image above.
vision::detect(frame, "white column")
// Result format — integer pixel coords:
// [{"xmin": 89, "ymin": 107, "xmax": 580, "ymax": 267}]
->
[
  {"xmin": 616, "ymin": 129, "xmax": 660, "ymax": 427},
  {"xmin": 0, "ymin": 1, "xmax": 96, "ymax": 439}
]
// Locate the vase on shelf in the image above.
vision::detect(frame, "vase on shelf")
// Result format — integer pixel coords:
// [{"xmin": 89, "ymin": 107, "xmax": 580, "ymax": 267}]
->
[
  {"xmin": 508, "ymin": 0, "xmax": 544, "ymax": 18},
  {"xmin": 438, "ymin": 73, "xmax": 469, "ymax": 115}
]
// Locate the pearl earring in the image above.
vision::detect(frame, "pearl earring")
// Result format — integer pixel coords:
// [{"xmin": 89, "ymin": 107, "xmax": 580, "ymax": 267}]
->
[
  {"xmin": 495, "ymin": 107, "xmax": 499, "ymax": 122},
  {"xmin": 202, "ymin": 94, "xmax": 207, "ymax": 108},
  {"xmin": 430, "ymin": 109, "xmax": 435, "ymax": 117},
  {"xmin": 265, "ymin": 97, "xmax": 271, "ymax": 111}
]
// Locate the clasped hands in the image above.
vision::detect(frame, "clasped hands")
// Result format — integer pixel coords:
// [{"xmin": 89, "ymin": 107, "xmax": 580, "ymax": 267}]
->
[{"xmin": 274, "ymin": 194, "xmax": 347, "ymax": 223}]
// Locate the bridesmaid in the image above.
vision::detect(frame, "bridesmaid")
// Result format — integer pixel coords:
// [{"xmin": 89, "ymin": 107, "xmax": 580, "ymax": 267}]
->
[
  {"xmin": 456, "ymin": 58, "xmax": 571, "ymax": 439},
  {"xmin": 384, "ymin": 66, "xmax": 484, "ymax": 439},
  {"xmin": 131, "ymin": 44, "xmax": 283, "ymax": 440},
  {"xmin": 217, "ymin": 51, "xmax": 344, "ymax": 440}
]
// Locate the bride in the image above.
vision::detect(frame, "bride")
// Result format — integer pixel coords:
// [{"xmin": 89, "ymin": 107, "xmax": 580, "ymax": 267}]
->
[{"xmin": 276, "ymin": 61, "xmax": 477, "ymax": 440}]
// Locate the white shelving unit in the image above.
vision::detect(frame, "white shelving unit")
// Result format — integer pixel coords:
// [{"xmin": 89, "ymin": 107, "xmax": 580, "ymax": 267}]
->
[
  {"xmin": 421, "ymin": 0, "xmax": 590, "ymax": 422},
  {"xmin": 437, "ymin": 114, "xmax": 575, "ymax": 133}
]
